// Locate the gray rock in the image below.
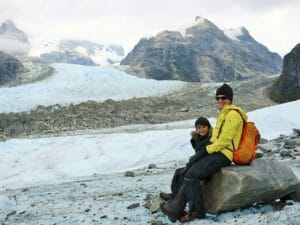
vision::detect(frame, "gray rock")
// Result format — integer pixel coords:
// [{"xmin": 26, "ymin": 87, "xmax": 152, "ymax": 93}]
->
[
  {"xmin": 259, "ymin": 138, "xmax": 269, "ymax": 144},
  {"xmin": 293, "ymin": 128, "xmax": 300, "ymax": 136},
  {"xmin": 124, "ymin": 171, "xmax": 135, "ymax": 177},
  {"xmin": 202, "ymin": 159, "xmax": 300, "ymax": 213},
  {"xmin": 151, "ymin": 219, "xmax": 164, "ymax": 225},
  {"xmin": 255, "ymin": 151, "xmax": 264, "ymax": 159},
  {"xmin": 126, "ymin": 203, "xmax": 140, "ymax": 209},
  {"xmin": 280, "ymin": 149, "xmax": 293, "ymax": 157},
  {"xmin": 259, "ymin": 144, "xmax": 273, "ymax": 153},
  {"xmin": 144, "ymin": 195, "xmax": 163, "ymax": 213},
  {"xmin": 148, "ymin": 164, "xmax": 157, "ymax": 169},
  {"xmin": 284, "ymin": 139, "xmax": 298, "ymax": 149}
]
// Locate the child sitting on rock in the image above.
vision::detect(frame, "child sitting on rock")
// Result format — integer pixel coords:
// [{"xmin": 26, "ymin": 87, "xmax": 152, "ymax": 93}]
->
[{"xmin": 160, "ymin": 117, "xmax": 212, "ymax": 217}]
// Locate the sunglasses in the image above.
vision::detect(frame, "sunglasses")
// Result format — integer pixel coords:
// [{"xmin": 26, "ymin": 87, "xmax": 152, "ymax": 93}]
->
[{"xmin": 215, "ymin": 96, "xmax": 228, "ymax": 101}]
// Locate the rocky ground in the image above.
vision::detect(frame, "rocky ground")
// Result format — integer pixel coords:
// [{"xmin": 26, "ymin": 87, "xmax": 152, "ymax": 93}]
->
[
  {"xmin": 0, "ymin": 76, "xmax": 277, "ymax": 141},
  {"xmin": 0, "ymin": 129, "xmax": 299, "ymax": 225}
]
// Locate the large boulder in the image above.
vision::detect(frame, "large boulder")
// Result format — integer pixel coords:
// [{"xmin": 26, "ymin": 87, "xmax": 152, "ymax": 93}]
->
[{"xmin": 203, "ymin": 158, "xmax": 299, "ymax": 213}]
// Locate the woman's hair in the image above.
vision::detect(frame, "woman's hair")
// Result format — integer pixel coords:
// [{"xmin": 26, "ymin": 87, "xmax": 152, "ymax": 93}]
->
[{"xmin": 195, "ymin": 117, "xmax": 211, "ymax": 128}]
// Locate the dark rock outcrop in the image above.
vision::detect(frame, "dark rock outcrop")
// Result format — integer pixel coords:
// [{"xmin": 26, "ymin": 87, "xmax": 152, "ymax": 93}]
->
[
  {"xmin": 0, "ymin": 51, "xmax": 24, "ymax": 85},
  {"xmin": 202, "ymin": 158, "xmax": 299, "ymax": 213},
  {"xmin": 121, "ymin": 17, "xmax": 282, "ymax": 82},
  {"xmin": 270, "ymin": 43, "xmax": 300, "ymax": 103}
]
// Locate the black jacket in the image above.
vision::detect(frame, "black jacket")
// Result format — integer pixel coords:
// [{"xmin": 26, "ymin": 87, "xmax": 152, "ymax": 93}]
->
[
  {"xmin": 187, "ymin": 130, "xmax": 212, "ymax": 167},
  {"xmin": 190, "ymin": 133, "xmax": 211, "ymax": 153}
]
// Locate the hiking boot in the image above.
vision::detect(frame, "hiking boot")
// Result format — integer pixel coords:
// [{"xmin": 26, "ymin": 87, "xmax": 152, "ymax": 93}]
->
[
  {"xmin": 160, "ymin": 202, "xmax": 180, "ymax": 222},
  {"xmin": 159, "ymin": 192, "xmax": 172, "ymax": 201},
  {"xmin": 179, "ymin": 211, "xmax": 199, "ymax": 223}
]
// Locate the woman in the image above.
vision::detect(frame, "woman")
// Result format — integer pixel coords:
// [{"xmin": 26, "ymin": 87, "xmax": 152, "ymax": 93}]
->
[{"xmin": 161, "ymin": 83, "xmax": 247, "ymax": 222}]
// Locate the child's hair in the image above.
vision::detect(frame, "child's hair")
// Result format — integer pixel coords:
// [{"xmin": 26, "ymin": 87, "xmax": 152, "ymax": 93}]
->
[{"xmin": 195, "ymin": 117, "xmax": 211, "ymax": 129}]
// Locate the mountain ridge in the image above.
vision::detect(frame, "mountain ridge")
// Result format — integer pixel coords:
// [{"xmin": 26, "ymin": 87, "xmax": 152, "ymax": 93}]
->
[{"xmin": 121, "ymin": 17, "xmax": 282, "ymax": 82}]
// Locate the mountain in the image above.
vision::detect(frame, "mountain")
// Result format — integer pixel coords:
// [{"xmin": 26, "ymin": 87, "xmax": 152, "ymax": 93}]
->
[
  {"xmin": 0, "ymin": 51, "xmax": 24, "ymax": 85},
  {"xmin": 0, "ymin": 19, "xmax": 30, "ymax": 56},
  {"xmin": 270, "ymin": 43, "xmax": 300, "ymax": 103},
  {"xmin": 33, "ymin": 39, "xmax": 125, "ymax": 66},
  {"xmin": 36, "ymin": 50, "xmax": 96, "ymax": 66},
  {"xmin": 121, "ymin": 17, "xmax": 282, "ymax": 82},
  {"xmin": 59, "ymin": 39, "xmax": 124, "ymax": 65}
]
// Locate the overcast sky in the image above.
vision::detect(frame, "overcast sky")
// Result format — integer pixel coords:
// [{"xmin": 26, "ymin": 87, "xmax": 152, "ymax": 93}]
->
[{"xmin": 0, "ymin": 0, "xmax": 299, "ymax": 55}]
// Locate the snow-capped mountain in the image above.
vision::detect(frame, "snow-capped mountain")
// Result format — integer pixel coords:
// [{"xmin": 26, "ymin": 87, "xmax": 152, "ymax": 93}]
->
[
  {"xmin": 59, "ymin": 39, "xmax": 124, "ymax": 63},
  {"xmin": 121, "ymin": 16, "xmax": 282, "ymax": 82},
  {"xmin": 0, "ymin": 19, "xmax": 30, "ymax": 56},
  {"xmin": 30, "ymin": 39, "xmax": 125, "ymax": 66}
]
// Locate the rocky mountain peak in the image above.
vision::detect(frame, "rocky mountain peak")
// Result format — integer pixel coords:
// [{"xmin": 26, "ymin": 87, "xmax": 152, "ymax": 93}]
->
[
  {"xmin": 186, "ymin": 16, "xmax": 221, "ymax": 37},
  {"xmin": 0, "ymin": 19, "xmax": 29, "ymax": 43},
  {"xmin": 0, "ymin": 19, "xmax": 19, "ymax": 33},
  {"xmin": 0, "ymin": 19, "xmax": 30, "ymax": 56},
  {"xmin": 121, "ymin": 17, "xmax": 282, "ymax": 82}
]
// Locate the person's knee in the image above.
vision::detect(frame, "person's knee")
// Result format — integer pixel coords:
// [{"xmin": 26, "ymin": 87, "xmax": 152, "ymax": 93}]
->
[{"xmin": 185, "ymin": 167, "xmax": 207, "ymax": 181}]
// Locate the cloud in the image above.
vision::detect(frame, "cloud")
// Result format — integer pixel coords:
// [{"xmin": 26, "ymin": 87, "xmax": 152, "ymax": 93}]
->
[
  {"xmin": 0, "ymin": 38, "xmax": 30, "ymax": 55},
  {"xmin": 0, "ymin": 0, "xmax": 299, "ymax": 55}
]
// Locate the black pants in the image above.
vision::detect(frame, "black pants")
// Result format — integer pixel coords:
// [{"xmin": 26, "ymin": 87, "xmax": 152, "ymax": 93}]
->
[
  {"xmin": 165, "ymin": 152, "xmax": 231, "ymax": 218},
  {"xmin": 184, "ymin": 152, "xmax": 231, "ymax": 217},
  {"xmin": 170, "ymin": 167, "xmax": 187, "ymax": 197}
]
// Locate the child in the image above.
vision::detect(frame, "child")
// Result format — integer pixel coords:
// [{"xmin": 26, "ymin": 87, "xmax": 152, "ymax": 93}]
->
[
  {"xmin": 189, "ymin": 116, "xmax": 212, "ymax": 163},
  {"xmin": 160, "ymin": 117, "xmax": 212, "ymax": 201}
]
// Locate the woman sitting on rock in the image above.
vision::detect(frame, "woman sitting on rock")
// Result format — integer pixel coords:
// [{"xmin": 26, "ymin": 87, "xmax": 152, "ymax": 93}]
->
[{"xmin": 160, "ymin": 83, "xmax": 247, "ymax": 223}]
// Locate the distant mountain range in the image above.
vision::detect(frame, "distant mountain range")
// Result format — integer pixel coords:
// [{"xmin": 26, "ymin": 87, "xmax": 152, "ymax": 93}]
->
[
  {"xmin": 0, "ymin": 19, "xmax": 125, "ymax": 66},
  {"xmin": 271, "ymin": 43, "xmax": 300, "ymax": 103},
  {"xmin": 121, "ymin": 16, "xmax": 283, "ymax": 82},
  {"xmin": 0, "ymin": 19, "xmax": 30, "ymax": 56},
  {"xmin": 35, "ymin": 39, "xmax": 125, "ymax": 66}
]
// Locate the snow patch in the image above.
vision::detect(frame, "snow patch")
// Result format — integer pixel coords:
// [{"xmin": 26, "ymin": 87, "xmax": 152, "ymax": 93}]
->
[{"xmin": 223, "ymin": 27, "xmax": 244, "ymax": 41}]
